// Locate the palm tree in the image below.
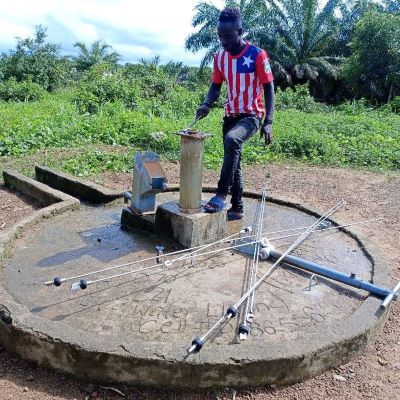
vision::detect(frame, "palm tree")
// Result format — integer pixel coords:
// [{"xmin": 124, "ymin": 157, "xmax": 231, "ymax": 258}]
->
[
  {"xmin": 73, "ymin": 40, "xmax": 121, "ymax": 71},
  {"xmin": 186, "ymin": 0, "xmax": 342, "ymax": 86},
  {"xmin": 263, "ymin": 0, "xmax": 343, "ymax": 85},
  {"xmin": 185, "ymin": 2, "xmax": 221, "ymax": 68},
  {"xmin": 185, "ymin": 0, "xmax": 271, "ymax": 68}
]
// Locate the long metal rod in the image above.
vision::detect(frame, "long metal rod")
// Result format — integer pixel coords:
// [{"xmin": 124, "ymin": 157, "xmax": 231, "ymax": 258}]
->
[
  {"xmin": 170, "ymin": 230, "xmax": 243, "ymax": 264},
  {"xmin": 187, "ymin": 199, "xmax": 345, "ymax": 353},
  {"xmin": 46, "ymin": 211, "xmax": 381, "ymax": 288},
  {"xmin": 70, "ymin": 237, "xmax": 267, "ymax": 290},
  {"xmin": 45, "ymin": 230, "xmax": 245, "ymax": 286},
  {"xmin": 70, "ymin": 215, "xmax": 378, "ymax": 291},
  {"xmin": 239, "ymin": 188, "xmax": 267, "ymax": 339},
  {"xmin": 69, "ymin": 238, "xmax": 265, "ymax": 290},
  {"xmin": 271, "ymin": 218, "xmax": 381, "ymax": 242},
  {"xmin": 230, "ymin": 216, "xmax": 381, "ymax": 245},
  {"xmin": 249, "ymin": 188, "xmax": 267, "ymax": 313}
]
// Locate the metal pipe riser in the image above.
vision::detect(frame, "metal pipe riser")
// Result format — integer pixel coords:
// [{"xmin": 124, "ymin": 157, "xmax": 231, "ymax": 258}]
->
[{"xmin": 268, "ymin": 249, "xmax": 391, "ymax": 300}]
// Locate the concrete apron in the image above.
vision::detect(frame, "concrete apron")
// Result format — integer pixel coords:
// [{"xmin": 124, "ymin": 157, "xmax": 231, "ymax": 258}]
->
[{"xmin": 0, "ymin": 190, "xmax": 391, "ymax": 389}]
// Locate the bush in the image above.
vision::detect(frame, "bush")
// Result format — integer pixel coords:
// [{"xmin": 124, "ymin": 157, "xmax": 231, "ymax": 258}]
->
[
  {"xmin": 0, "ymin": 25, "xmax": 70, "ymax": 91},
  {"xmin": 390, "ymin": 96, "xmax": 400, "ymax": 114},
  {"xmin": 335, "ymin": 98, "xmax": 375, "ymax": 114},
  {"xmin": 73, "ymin": 62, "xmax": 206, "ymax": 118},
  {"xmin": 275, "ymin": 84, "xmax": 329, "ymax": 113},
  {"xmin": 0, "ymin": 78, "xmax": 46, "ymax": 102},
  {"xmin": 73, "ymin": 63, "xmax": 139, "ymax": 113},
  {"xmin": 341, "ymin": 12, "xmax": 400, "ymax": 103}
]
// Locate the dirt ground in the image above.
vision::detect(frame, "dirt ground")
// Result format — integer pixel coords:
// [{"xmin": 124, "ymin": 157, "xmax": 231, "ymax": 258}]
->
[{"xmin": 0, "ymin": 162, "xmax": 399, "ymax": 400}]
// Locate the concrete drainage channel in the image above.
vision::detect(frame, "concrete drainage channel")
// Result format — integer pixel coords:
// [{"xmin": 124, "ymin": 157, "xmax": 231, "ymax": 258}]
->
[{"xmin": 0, "ymin": 166, "xmax": 394, "ymax": 389}]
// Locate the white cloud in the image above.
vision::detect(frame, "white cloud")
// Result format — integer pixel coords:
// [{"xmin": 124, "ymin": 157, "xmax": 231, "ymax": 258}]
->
[{"xmin": 0, "ymin": 0, "xmax": 225, "ymax": 65}]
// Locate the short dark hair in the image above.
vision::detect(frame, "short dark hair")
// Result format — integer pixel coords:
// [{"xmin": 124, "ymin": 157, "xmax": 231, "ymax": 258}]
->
[{"xmin": 218, "ymin": 8, "xmax": 242, "ymax": 27}]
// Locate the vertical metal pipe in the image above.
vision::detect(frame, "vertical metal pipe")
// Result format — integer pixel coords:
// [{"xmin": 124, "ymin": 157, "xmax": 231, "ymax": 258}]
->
[{"xmin": 179, "ymin": 131, "xmax": 206, "ymax": 212}]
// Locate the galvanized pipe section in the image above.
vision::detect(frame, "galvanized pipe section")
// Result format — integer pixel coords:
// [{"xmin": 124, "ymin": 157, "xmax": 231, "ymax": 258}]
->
[
  {"xmin": 268, "ymin": 249, "xmax": 392, "ymax": 299},
  {"xmin": 381, "ymin": 281, "xmax": 400, "ymax": 309},
  {"xmin": 179, "ymin": 130, "xmax": 207, "ymax": 212}
]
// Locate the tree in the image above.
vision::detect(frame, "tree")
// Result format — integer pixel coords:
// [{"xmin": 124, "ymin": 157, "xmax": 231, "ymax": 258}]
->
[
  {"xmin": 186, "ymin": 0, "xmax": 271, "ymax": 68},
  {"xmin": 186, "ymin": 0, "xmax": 342, "ymax": 88},
  {"xmin": 73, "ymin": 40, "xmax": 121, "ymax": 71},
  {"xmin": 341, "ymin": 11, "xmax": 400, "ymax": 102},
  {"xmin": 384, "ymin": 0, "xmax": 400, "ymax": 14},
  {"xmin": 185, "ymin": 1, "xmax": 223, "ymax": 68},
  {"xmin": 0, "ymin": 25, "xmax": 69, "ymax": 91},
  {"xmin": 329, "ymin": 0, "xmax": 378, "ymax": 57},
  {"xmin": 263, "ymin": 0, "xmax": 343, "ymax": 86}
]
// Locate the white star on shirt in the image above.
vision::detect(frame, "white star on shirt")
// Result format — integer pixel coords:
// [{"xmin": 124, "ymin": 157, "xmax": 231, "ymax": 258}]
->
[{"xmin": 242, "ymin": 55, "xmax": 254, "ymax": 68}]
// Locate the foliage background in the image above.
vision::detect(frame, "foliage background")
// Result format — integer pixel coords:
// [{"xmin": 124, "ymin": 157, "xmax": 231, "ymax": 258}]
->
[{"xmin": 0, "ymin": 2, "xmax": 399, "ymax": 177}]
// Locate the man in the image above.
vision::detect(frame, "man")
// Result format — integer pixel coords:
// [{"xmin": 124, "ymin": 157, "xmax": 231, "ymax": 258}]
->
[{"xmin": 196, "ymin": 8, "xmax": 275, "ymax": 221}]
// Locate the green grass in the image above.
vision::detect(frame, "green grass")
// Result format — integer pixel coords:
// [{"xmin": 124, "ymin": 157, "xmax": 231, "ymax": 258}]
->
[{"xmin": 1, "ymin": 89, "xmax": 400, "ymax": 177}]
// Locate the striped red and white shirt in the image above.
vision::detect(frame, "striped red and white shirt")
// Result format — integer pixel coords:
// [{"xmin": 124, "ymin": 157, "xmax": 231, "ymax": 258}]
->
[{"xmin": 212, "ymin": 42, "xmax": 274, "ymax": 118}]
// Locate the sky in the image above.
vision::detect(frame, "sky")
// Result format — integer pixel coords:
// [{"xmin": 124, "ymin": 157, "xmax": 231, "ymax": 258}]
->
[{"xmin": 0, "ymin": 0, "xmax": 225, "ymax": 66}]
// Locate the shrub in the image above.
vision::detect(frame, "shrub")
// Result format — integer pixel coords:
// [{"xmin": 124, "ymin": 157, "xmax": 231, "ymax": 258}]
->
[
  {"xmin": 341, "ymin": 12, "xmax": 400, "ymax": 103},
  {"xmin": 73, "ymin": 63, "xmax": 138, "ymax": 113},
  {"xmin": 275, "ymin": 84, "xmax": 329, "ymax": 113},
  {"xmin": 0, "ymin": 78, "xmax": 46, "ymax": 102},
  {"xmin": 0, "ymin": 25, "xmax": 70, "ymax": 91},
  {"xmin": 335, "ymin": 98, "xmax": 375, "ymax": 114},
  {"xmin": 73, "ymin": 62, "xmax": 206, "ymax": 118},
  {"xmin": 390, "ymin": 96, "xmax": 400, "ymax": 114}
]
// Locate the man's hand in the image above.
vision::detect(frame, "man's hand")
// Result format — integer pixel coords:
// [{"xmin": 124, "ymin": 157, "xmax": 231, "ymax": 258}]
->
[
  {"xmin": 260, "ymin": 120, "xmax": 273, "ymax": 145},
  {"xmin": 195, "ymin": 103, "xmax": 210, "ymax": 120}
]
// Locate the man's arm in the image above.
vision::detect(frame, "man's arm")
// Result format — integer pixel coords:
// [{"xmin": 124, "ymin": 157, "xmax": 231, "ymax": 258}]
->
[
  {"xmin": 261, "ymin": 81, "xmax": 275, "ymax": 145},
  {"xmin": 195, "ymin": 83, "xmax": 222, "ymax": 120}
]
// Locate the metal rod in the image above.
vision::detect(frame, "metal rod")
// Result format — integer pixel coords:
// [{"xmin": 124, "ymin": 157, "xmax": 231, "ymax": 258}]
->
[
  {"xmin": 68, "ymin": 214, "xmax": 377, "ymax": 291},
  {"xmin": 171, "ymin": 230, "xmax": 244, "ymax": 264},
  {"xmin": 248, "ymin": 217, "xmax": 382, "ymax": 242},
  {"xmin": 249, "ymin": 188, "xmax": 267, "ymax": 313},
  {"xmin": 239, "ymin": 187, "xmax": 267, "ymax": 340},
  {"xmin": 70, "ymin": 237, "xmax": 263, "ymax": 290},
  {"xmin": 182, "ymin": 116, "xmax": 201, "ymax": 132},
  {"xmin": 265, "ymin": 217, "xmax": 382, "ymax": 247},
  {"xmin": 45, "ymin": 246, "xmax": 191, "ymax": 286},
  {"xmin": 187, "ymin": 199, "xmax": 345, "ymax": 353},
  {"xmin": 45, "ymin": 229, "xmax": 247, "ymax": 286}
]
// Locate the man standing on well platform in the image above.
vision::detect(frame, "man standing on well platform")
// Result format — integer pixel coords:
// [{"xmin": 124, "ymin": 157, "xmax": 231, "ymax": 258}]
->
[{"xmin": 196, "ymin": 8, "xmax": 275, "ymax": 221}]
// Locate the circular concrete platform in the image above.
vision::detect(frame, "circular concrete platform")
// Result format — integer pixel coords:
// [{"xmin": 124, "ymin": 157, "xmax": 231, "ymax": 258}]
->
[{"xmin": 0, "ymin": 191, "xmax": 390, "ymax": 389}]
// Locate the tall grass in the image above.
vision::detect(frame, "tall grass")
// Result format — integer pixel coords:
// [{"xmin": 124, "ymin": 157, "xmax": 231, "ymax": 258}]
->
[{"xmin": 1, "ymin": 80, "xmax": 399, "ymax": 174}]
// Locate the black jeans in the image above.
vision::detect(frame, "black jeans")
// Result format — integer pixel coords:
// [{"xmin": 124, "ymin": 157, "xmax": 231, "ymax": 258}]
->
[{"xmin": 217, "ymin": 114, "xmax": 261, "ymax": 211}]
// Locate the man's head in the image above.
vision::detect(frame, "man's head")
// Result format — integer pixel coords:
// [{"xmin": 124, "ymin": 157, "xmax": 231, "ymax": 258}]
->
[{"xmin": 217, "ymin": 8, "xmax": 243, "ymax": 53}]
